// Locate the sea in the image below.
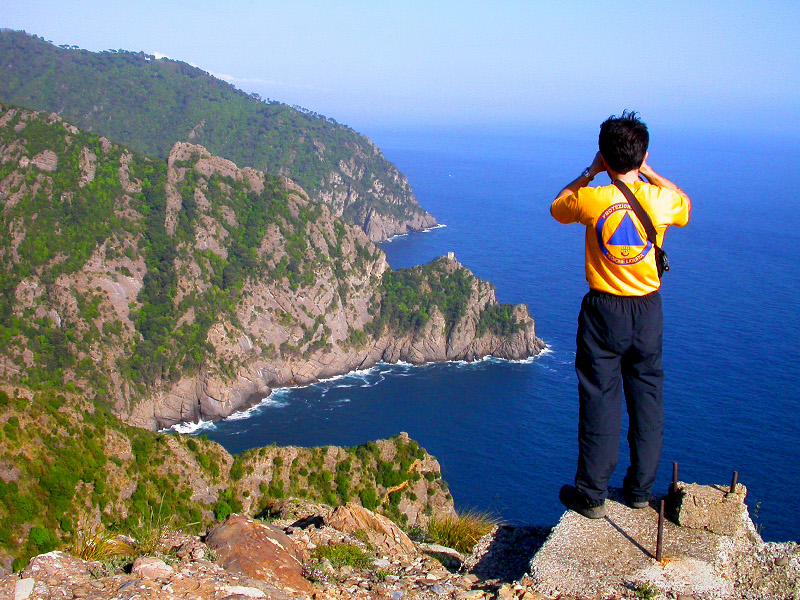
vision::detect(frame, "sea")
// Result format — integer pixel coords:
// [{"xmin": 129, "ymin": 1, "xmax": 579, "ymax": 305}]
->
[{"xmin": 183, "ymin": 124, "xmax": 800, "ymax": 543}]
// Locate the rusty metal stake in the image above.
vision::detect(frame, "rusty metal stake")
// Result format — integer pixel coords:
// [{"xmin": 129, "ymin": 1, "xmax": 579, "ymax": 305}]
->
[
  {"xmin": 671, "ymin": 462, "xmax": 679, "ymax": 495},
  {"xmin": 730, "ymin": 471, "xmax": 739, "ymax": 494},
  {"xmin": 656, "ymin": 499, "xmax": 665, "ymax": 562}
]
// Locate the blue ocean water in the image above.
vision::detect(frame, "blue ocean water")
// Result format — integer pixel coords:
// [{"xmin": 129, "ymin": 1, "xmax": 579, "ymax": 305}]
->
[{"xmin": 192, "ymin": 126, "xmax": 800, "ymax": 542}]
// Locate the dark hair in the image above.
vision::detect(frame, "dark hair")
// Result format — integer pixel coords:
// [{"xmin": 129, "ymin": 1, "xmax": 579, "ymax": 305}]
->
[{"xmin": 598, "ymin": 110, "xmax": 649, "ymax": 173}]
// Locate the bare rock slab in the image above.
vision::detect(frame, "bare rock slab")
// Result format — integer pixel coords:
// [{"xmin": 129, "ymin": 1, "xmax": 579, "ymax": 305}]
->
[
  {"xmin": 527, "ymin": 497, "xmax": 754, "ymax": 599},
  {"xmin": 205, "ymin": 514, "xmax": 313, "ymax": 594},
  {"xmin": 326, "ymin": 502, "xmax": 416, "ymax": 554},
  {"xmin": 19, "ymin": 551, "xmax": 99, "ymax": 588},
  {"xmin": 131, "ymin": 556, "xmax": 174, "ymax": 580}
]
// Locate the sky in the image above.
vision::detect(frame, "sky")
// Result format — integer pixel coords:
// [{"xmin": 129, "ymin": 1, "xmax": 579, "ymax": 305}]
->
[{"xmin": 3, "ymin": 0, "xmax": 800, "ymax": 137}]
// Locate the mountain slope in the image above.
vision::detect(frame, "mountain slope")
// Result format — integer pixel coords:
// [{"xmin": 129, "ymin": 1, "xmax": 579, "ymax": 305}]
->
[
  {"xmin": 0, "ymin": 104, "xmax": 544, "ymax": 429},
  {"xmin": 0, "ymin": 384, "xmax": 452, "ymax": 574},
  {"xmin": 0, "ymin": 29, "xmax": 436, "ymax": 241}
]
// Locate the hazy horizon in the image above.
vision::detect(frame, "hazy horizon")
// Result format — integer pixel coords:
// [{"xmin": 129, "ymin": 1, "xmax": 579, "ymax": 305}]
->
[{"xmin": 4, "ymin": 1, "xmax": 799, "ymax": 139}]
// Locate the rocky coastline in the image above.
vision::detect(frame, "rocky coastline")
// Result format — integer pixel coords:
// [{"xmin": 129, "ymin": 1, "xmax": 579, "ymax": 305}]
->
[
  {"xmin": 128, "ymin": 285, "xmax": 545, "ymax": 430},
  {"xmin": 0, "ymin": 108, "xmax": 545, "ymax": 433}
]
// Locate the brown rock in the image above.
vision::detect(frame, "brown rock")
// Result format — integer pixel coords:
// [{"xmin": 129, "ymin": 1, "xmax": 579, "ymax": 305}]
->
[
  {"xmin": 326, "ymin": 503, "xmax": 415, "ymax": 554},
  {"xmin": 131, "ymin": 556, "xmax": 174, "ymax": 580},
  {"xmin": 20, "ymin": 551, "xmax": 99, "ymax": 587},
  {"xmin": 674, "ymin": 483, "xmax": 760, "ymax": 539},
  {"xmin": 205, "ymin": 514, "xmax": 313, "ymax": 593}
]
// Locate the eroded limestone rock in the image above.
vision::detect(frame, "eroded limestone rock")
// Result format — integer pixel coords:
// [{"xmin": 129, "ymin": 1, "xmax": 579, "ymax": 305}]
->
[
  {"xmin": 205, "ymin": 514, "xmax": 313, "ymax": 593},
  {"xmin": 326, "ymin": 503, "xmax": 415, "ymax": 554}
]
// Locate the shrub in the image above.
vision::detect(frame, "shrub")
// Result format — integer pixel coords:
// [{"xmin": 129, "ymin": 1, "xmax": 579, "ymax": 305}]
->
[
  {"xmin": 313, "ymin": 543, "xmax": 371, "ymax": 569},
  {"xmin": 214, "ymin": 501, "xmax": 232, "ymax": 521},
  {"xmin": 359, "ymin": 488, "xmax": 378, "ymax": 510},
  {"xmin": 230, "ymin": 457, "xmax": 244, "ymax": 481},
  {"xmin": 28, "ymin": 525, "xmax": 57, "ymax": 552}
]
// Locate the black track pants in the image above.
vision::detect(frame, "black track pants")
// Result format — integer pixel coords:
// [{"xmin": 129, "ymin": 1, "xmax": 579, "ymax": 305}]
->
[{"xmin": 574, "ymin": 289, "xmax": 664, "ymax": 506}]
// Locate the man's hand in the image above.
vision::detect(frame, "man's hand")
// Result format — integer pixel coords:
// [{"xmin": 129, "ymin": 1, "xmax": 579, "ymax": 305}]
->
[
  {"xmin": 639, "ymin": 157, "xmax": 690, "ymax": 203},
  {"xmin": 588, "ymin": 151, "xmax": 606, "ymax": 179},
  {"xmin": 639, "ymin": 156, "xmax": 656, "ymax": 180},
  {"xmin": 553, "ymin": 152, "xmax": 607, "ymax": 204}
]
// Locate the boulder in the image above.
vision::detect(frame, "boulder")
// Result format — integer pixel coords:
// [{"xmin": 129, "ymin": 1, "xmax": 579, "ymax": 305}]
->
[
  {"xmin": 131, "ymin": 556, "xmax": 173, "ymax": 580},
  {"xmin": 673, "ymin": 483, "xmax": 761, "ymax": 540},
  {"xmin": 205, "ymin": 514, "xmax": 312, "ymax": 593},
  {"xmin": 20, "ymin": 551, "xmax": 98, "ymax": 587},
  {"xmin": 326, "ymin": 503, "xmax": 415, "ymax": 554}
]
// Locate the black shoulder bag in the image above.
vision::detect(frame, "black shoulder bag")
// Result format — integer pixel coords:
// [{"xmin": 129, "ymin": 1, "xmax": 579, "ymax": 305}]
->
[{"xmin": 612, "ymin": 180, "xmax": 670, "ymax": 278}]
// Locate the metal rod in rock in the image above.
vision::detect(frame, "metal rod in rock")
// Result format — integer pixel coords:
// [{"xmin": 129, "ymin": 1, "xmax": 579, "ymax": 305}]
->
[
  {"xmin": 671, "ymin": 462, "xmax": 678, "ymax": 494},
  {"xmin": 730, "ymin": 471, "xmax": 739, "ymax": 494},
  {"xmin": 656, "ymin": 499, "xmax": 665, "ymax": 562}
]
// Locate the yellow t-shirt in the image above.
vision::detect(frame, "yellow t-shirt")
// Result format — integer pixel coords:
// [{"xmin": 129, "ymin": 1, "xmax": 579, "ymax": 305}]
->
[{"xmin": 551, "ymin": 181, "xmax": 690, "ymax": 296}]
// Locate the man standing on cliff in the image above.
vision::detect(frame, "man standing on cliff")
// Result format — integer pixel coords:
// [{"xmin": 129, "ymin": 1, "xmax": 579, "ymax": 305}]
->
[{"xmin": 551, "ymin": 111, "xmax": 691, "ymax": 518}]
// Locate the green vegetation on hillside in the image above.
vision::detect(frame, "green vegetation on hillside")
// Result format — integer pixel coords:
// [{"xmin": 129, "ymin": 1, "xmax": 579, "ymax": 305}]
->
[
  {"xmin": 369, "ymin": 258, "xmax": 521, "ymax": 337},
  {"xmin": 0, "ymin": 390, "xmax": 215, "ymax": 571},
  {"xmin": 0, "ymin": 29, "xmax": 432, "ymax": 230},
  {"xmin": 0, "ymin": 104, "xmax": 339, "ymax": 394},
  {"xmin": 0, "ymin": 387, "xmax": 448, "ymax": 572}
]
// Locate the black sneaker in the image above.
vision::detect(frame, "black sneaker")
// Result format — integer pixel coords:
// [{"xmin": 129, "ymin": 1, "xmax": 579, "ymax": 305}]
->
[
  {"xmin": 559, "ymin": 484, "xmax": 607, "ymax": 519},
  {"xmin": 623, "ymin": 490, "xmax": 651, "ymax": 509}
]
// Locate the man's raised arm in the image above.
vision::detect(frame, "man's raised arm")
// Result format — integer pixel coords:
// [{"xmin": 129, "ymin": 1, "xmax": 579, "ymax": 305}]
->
[
  {"xmin": 639, "ymin": 158, "xmax": 692, "ymax": 208},
  {"xmin": 554, "ymin": 152, "xmax": 606, "ymax": 202}
]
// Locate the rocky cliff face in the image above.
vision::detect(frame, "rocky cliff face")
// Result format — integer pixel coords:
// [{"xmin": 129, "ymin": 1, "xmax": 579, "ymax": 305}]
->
[
  {"xmin": 129, "ymin": 246, "xmax": 544, "ymax": 430},
  {"xmin": 0, "ymin": 105, "xmax": 544, "ymax": 432},
  {"xmin": 313, "ymin": 143, "xmax": 439, "ymax": 242}
]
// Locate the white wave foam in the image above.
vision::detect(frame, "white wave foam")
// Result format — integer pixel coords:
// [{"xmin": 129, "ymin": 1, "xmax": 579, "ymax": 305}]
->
[
  {"xmin": 319, "ymin": 365, "xmax": 383, "ymax": 384},
  {"xmin": 381, "ymin": 223, "xmax": 447, "ymax": 243},
  {"xmin": 484, "ymin": 345, "xmax": 553, "ymax": 365},
  {"xmin": 167, "ymin": 418, "xmax": 215, "ymax": 434},
  {"xmin": 225, "ymin": 408, "xmax": 260, "ymax": 421}
]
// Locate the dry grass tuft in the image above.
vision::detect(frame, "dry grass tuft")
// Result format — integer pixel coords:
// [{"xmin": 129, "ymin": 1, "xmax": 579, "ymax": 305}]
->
[
  {"xmin": 71, "ymin": 521, "xmax": 134, "ymax": 561},
  {"xmin": 426, "ymin": 508, "xmax": 500, "ymax": 554}
]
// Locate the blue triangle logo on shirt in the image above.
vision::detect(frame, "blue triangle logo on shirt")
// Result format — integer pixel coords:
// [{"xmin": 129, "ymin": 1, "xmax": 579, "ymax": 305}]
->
[{"xmin": 607, "ymin": 213, "xmax": 644, "ymax": 246}]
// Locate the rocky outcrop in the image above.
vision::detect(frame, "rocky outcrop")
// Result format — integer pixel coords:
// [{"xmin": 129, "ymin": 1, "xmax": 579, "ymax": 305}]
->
[
  {"xmin": 0, "ymin": 106, "xmax": 544, "ymax": 432},
  {"xmin": 363, "ymin": 206, "xmax": 439, "ymax": 242},
  {"xmin": 8, "ymin": 482, "xmax": 797, "ymax": 600},
  {"xmin": 327, "ymin": 503, "xmax": 416, "ymax": 554},
  {"xmin": 206, "ymin": 515, "xmax": 313, "ymax": 594},
  {"xmin": 122, "ymin": 144, "xmax": 542, "ymax": 430},
  {"xmin": 314, "ymin": 153, "xmax": 438, "ymax": 242},
  {"xmin": 0, "ymin": 504, "xmax": 473, "ymax": 600},
  {"xmin": 524, "ymin": 485, "xmax": 799, "ymax": 600}
]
